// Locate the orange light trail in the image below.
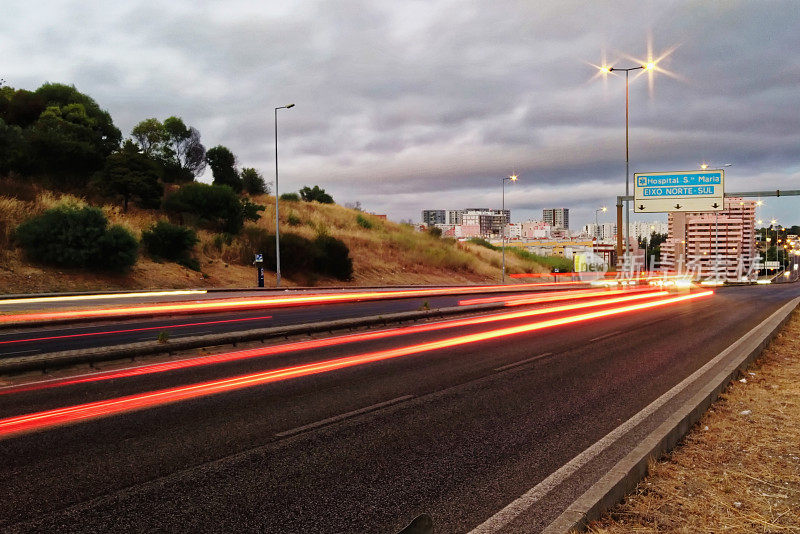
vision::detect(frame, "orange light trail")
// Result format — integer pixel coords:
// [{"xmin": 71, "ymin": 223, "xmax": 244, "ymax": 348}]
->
[
  {"xmin": 0, "ymin": 290, "xmax": 712, "ymax": 438},
  {"xmin": 0, "ymin": 283, "xmax": 594, "ymax": 325},
  {"xmin": 1, "ymin": 290, "xmax": 668, "ymax": 395},
  {"xmin": 458, "ymin": 287, "xmax": 650, "ymax": 306}
]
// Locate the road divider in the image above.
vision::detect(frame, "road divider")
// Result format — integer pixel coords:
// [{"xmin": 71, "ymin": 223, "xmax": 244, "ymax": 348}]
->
[{"xmin": 0, "ymin": 290, "xmax": 713, "ymax": 439}]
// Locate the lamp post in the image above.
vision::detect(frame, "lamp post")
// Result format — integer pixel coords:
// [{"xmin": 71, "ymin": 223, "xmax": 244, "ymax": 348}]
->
[
  {"xmin": 274, "ymin": 103, "xmax": 295, "ymax": 287},
  {"xmin": 501, "ymin": 173, "xmax": 518, "ymax": 282},
  {"xmin": 600, "ymin": 62, "xmax": 655, "ymax": 272},
  {"xmin": 594, "ymin": 206, "xmax": 607, "ymax": 240}
]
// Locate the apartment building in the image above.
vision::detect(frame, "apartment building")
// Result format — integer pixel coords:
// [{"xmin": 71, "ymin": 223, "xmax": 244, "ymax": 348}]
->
[{"xmin": 660, "ymin": 197, "xmax": 757, "ymax": 279}]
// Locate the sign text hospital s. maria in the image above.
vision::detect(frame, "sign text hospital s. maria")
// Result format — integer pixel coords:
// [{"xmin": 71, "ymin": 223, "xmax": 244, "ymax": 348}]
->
[{"xmin": 634, "ymin": 170, "xmax": 725, "ymax": 213}]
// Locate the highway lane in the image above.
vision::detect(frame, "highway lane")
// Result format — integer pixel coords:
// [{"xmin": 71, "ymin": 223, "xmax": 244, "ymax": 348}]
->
[
  {"xmin": 0, "ymin": 284, "xmax": 796, "ymax": 533},
  {"xmin": 0, "ymin": 286, "xmax": 610, "ymax": 356}
]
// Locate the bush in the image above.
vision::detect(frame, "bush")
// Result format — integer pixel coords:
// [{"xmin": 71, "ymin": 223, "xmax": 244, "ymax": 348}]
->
[
  {"xmin": 14, "ymin": 204, "xmax": 138, "ymax": 271},
  {"xmin": 314, "ymin": 234, "xmax": 353, "ymax": 280},
  {"xmin": 467, "ymin": 237, "xmax": 498, "ymax": 250},
  {"xmin": 240, "ymin": 229, "xmax": 352, "ymax": 281},
  {"xmin": 163, "ymin": 182, "xmax": 261, "ymax": 234},
  {"xmin": 287, "ymin": 212, "xmax": 301, "ymax": 226},
  {"xmin": 141, "ymin": 220, "xmax": 199, "ymax": 268},
  {"xmin": 508, "ymin": 247, "xmax": 573, "ymax": 272},
  {"xmin": 355, "ymin": 214, "xmax": 373, "ymax": 229},
  {"xmin": 299, "ymin": 185, "xmax": 334, "ymax": 204},
  {"xmin": 279, "ymin": 192, "xmax": 300, "ymax": 202},
  {"xmin": 241, "ymin": 167, "xmax": 268, "ymax": 195},
  {"xmin": 427, "ymin": 226, "xmax": 442, "ymax": 238}
]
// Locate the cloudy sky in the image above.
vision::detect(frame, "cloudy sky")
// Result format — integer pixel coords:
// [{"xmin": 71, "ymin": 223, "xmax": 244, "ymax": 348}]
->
[{"xmin": 3, "ymin": 1, "xmax": 799, "ymax": 228}]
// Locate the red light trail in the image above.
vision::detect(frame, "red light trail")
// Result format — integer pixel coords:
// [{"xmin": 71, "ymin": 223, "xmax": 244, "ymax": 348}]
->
[
  {"xmin": 458, "ymin": 287, "xmax": 651, "ymax": 306},
  {"xmin": 1, "ymin": 290, "xmax": 667, "ymax": 394},
  {"xmin": 0, "ymin": 283, "xmax": 593, "ymax": 325},
  {"xmin": 0, "ymin": 290, "xmax": 712, "ymax": 438},
  {"xmin": 0, "ymin": 315, "xmax": 273, "ymax": 346}
]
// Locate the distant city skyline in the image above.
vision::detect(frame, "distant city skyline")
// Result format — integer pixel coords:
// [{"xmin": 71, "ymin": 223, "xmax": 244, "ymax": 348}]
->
[{"xmin": 2, "ymin": 1, "xmax": 799, "ymax": 228}]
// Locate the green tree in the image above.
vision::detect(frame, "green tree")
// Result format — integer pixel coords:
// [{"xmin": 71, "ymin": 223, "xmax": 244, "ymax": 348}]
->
[
  {"xmin": 299, "ymin": 185, "xmax": 334, "ymax": 204},
  {"xmin": 163, "ymin": 183, "xmax": 261, "ymax": 234},
  {"xmin": 131, "ymin": 118, "xmax": 168, "ymax": 156},
  {"xmin": 0, "ymin": 118, "xmax": 26, "ymax": 174},
  {"xmin": 241, "ymin": 167, "xmax": 268, "ymax": 195},
  {"xmin": 1, "ymin": 89, "xmax": 45, "ymax": 128},
  {"xmin": 16, "ymin": 83, "xmax": 123, "ymax": 184},
  {"xmin": 206, "ymin": 145, "xmax": 242, "ymax": 192},
  {"xmin": 94, "ymin": 141, "xmax": 163, "ymax": 211},
  {"xmin": 34, "ymin": 83, "xmax": 121, "ymax": 156},
  {"xmin": 162, "ymin": 116, "xmax": 206, "ymax": 182}
]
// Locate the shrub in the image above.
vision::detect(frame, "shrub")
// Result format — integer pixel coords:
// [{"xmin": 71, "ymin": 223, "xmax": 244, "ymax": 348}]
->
[
  {"xmin": 14, "ymin": 204, "xmax": 138, "ymax": 271},
  {"xmin": 287, "ymin": 212, "xmax": 301, "ymax": 226},
  {"xmin": 239, "ymin": 229, "xmax": 352, "ymax": 281},
  {"xmin": 241, "ymin": 167, "xmax": 268, "ymax": 195},
  {"xmin": 163, "ymin": 182, "xmax": 260, "ymax": 234},
  {"xmin": 508, "ymin": 247, "xmax": 573, "ymax": 272},
  {"xmin": 279, "ymin": 192, "xmax": 300, "ymax": 202},
  {"xmin": 299, "ymin": 185, "xmax": 334, "ymax": 204},
  {"xmin": 96, "ymin": 225, "xmax": 140, "ymax": 271},
  {"xmin": 355, "ymin": 213, "xmax": 373, "ymax": 229},
  {"xmin": 467, "ymin": 237, "xmax": 498, "ymax": 250},
  {"xmin": 427, "ymin": 226, "xmax": 442, "ymax": 238},
  {"xmin": 314, "ymin": 234, "xmax": 353, "ymax": 280},
  {"xmin": 141, "ymin": 220, "xmax": 199, "ymax": 268}
]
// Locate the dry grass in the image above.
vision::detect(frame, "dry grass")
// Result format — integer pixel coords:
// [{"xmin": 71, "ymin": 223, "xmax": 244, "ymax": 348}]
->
[
  {"xmin": 0, "ymin": 190, "xmax": 557, "ymax": 292},
  {"xmin": 587, "ymin": 310, "xmax": 800, "ymax": 534}
]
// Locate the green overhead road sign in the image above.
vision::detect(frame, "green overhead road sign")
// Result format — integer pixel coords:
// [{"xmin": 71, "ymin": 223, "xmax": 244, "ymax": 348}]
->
[{"xmin": 634, "ymin": 169, "xmax": 725, "ymax": 213}]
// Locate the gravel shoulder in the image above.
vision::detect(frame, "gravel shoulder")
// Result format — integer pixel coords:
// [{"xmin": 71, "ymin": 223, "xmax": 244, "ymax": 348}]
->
[{"xmin": 586, "ymin": 309, "xmax": 800, "ymax": 533}]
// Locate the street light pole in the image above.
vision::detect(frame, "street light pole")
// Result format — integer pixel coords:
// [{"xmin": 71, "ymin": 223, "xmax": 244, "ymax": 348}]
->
[
  {"xmin": 601, "ymin": 62, "xmax": 654, "ymax": 272},
  {"xmin": 594, "ymin": 206, "xmax": 607, "ymax": 239},
  {"xmin": 501, "ymin": 173, "xmax": 518, "ymax": 283},
  {"xmin": 274, "ymin": 103, "xmax": 295, "ymax": 287}
]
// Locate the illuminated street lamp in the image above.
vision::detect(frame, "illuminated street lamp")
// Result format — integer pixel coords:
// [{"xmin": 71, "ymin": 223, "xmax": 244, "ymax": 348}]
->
[
  {"xmin": 600, "ymin": 60, "xmax": 656, "ymax": 269},
  {"xmin": 501, "ymin": 173, "xmax": 518, "ymax": 283},
  {"xmin": 273, "ymin": 103, "xmax": 295, "ymax": 287},
  {"xmin": 594, "ymin": 206, "xmax": 607, "ymax": 239}
]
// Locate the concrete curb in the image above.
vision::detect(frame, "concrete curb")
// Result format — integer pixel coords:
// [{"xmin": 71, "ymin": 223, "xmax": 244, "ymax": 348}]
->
[
  {"xmin": 0, "ymin": 303, "xmax": 504, "ymax": 375},
  {"xmin": 543, "ymin": 296, "xmax": 800, "ymax": 533}
]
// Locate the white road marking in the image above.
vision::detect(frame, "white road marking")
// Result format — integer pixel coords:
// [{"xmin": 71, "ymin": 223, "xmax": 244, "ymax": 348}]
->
[
  {"xmin": 275, "ymin": 395, "xmax": 414, "ymax": 437},
  {"xmin": 470, "ymin": 302, "xmax": 789, "ymax": 533},
  {"xmin": 588, "ymin": 330, "xmax": 621, "ymax": 342},
  {"xmin": 494, "ymin": 353, "xmax": 553, "ymax": 372}
]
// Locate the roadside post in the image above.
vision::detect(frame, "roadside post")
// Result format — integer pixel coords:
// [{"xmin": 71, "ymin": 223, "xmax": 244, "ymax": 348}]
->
[{"xmin": 254, "ymin": 253, "xmax": 264, "ymax": 287}]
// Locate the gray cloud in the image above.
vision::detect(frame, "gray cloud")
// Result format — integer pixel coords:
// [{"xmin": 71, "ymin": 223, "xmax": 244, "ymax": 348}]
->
[{"xmin": 2, "ymin": 0, "xmax": 799, "ymax": 227}]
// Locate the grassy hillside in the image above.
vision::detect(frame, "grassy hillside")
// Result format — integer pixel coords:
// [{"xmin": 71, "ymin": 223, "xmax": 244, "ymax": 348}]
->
[{"xmin": 0, "ymin": 184, "xmax": 554, "ymax": 293}]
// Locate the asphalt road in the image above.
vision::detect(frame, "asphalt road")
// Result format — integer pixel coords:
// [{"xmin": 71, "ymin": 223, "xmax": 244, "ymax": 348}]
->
[
  {"xmin": 0, "ymin": 285, "xmax": 589, "ymax": 356},
  {"xmin": 0, "ymin": 283, "xmax": 797, "ymax": 533}
]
